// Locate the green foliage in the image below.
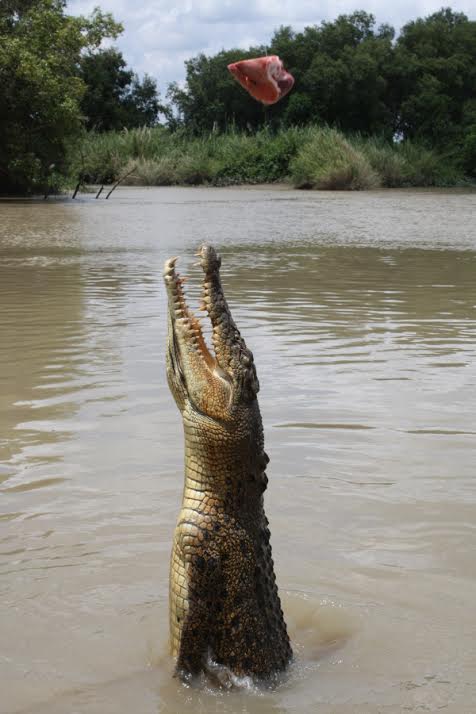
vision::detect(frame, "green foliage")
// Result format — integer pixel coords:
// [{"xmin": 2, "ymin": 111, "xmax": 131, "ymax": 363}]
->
[
  {"xmin": 124, "ymin": 75, "xmax": 161, "ymax": 128},
  {"xmin": 0, "ymin": 0, "xmax": 122, "ymax": 193},
  {"xmin": 167, "ymin": 47, "xmax": 270, "ymax": 133},
  {"xmin": 73, "ymin": 124, "xmax": 465, "ymax": 190},
  {"xmin": 293, "ymin": 13, "xmax": 395, "ymax": 135},
  {"xmin": 357, "ymin": 137, "xmax": 409, "ymax": 187},
  {"xmin": 462, "ymin": 128, "xmax": 476, "ymax": 178},
  {"xmin": 69, "ymin": 125, "xmax": 171, "ymax": 183},
  {"xmin": 80, "ymin": 49, "xmax": 161, "ymax": 131},
  {"xmin": 397, "ymin": 141, "xmax": 463, "ymax": 186},
  {"xmin": 124, "ymin": 157, "xmax": 180, "ymax": 186},
  {"xmin": 4, "ymin": 4, "xmax": 474, "ymax": 192},
  {"xmin": 290, "ymin": 127, "xmax": 380, "ymax": 190},
  {"xmin": 166, "ymin": 8, "xmax": 476, "ymax": 175},
  {"xmin": 357, "ymin": 136, "xmax": 464, "ymax": 187},
  {"xmin": 73, "ymin": 126, "xmax": 306, "ymax": 186},
  {"xmin": 392, "ymin": 8, "xmax": 476, "ymax": 156},
  {"xmin": 169, "ymin": 12, "xmax": 396, "ymax": 136}
]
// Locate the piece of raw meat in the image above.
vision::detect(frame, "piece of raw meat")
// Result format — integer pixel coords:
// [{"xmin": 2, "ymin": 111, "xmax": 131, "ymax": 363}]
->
[{"xmin": 227, "ymin": 55, "xmax": 294, "ymax": 105}]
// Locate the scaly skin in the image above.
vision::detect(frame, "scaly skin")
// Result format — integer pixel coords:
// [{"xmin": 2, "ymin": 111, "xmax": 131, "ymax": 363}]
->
[{"xmin": 164, "ymin": 245, "xmax": 292, "ymax": 682}]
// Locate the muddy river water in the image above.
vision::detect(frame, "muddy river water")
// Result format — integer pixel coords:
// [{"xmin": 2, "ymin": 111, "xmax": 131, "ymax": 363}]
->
[{"xmin": 1, "ymin": 187, "xmax": 475, "ymax": 713}]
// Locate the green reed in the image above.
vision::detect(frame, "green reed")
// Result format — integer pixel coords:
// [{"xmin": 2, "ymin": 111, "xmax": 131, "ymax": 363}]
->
[{"xmin": 69, "ymin": 125, "xmax": 468, "ymax": 190}]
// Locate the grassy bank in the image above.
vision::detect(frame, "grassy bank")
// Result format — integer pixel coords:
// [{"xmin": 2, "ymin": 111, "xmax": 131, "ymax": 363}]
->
[{"xmin": 70, "ymin": 125, "xmax": 469, "ymax": 191}]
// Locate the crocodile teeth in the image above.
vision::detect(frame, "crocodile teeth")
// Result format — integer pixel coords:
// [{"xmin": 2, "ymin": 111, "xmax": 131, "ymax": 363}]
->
[{"xmin": 164, "ymin": 257, "xmax": 178, "ymax": 276}]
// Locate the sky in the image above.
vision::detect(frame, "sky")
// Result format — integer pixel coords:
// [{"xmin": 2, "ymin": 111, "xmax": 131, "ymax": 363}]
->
[{"xmin": 68, "ymin": 0, "xmax": 476, "ymax": 95}]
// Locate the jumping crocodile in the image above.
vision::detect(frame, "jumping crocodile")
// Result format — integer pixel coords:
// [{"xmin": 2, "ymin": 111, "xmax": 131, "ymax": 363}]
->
[{"xmin": 163, "ymin": 244, "xmax": 292, "ymax": 681}]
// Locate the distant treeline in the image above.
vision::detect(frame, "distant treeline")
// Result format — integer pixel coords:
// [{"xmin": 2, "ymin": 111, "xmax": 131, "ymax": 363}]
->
[
  {"xmin": 168, "ymin": 9, "xmax": 475, "ymax": 179},
  {"xmin": 1, "ymin": 2, "xmax": 475, "ymax": 194}
]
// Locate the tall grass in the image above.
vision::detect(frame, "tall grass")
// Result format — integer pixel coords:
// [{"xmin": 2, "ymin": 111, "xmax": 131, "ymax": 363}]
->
[
  {"xmin": 356, "ymin": 137, "xmax": 408, "ymax": 188},
  {"xmin": 290, "ymin": 127, "xmax": 380, "ymax": 190},
  {"xmin": 356, "ymin": 136, "xmax": 464, "ymax": 187},
  {"xmin": 69, "ymin": 125, "xmax": 467, "ymax": 190}
]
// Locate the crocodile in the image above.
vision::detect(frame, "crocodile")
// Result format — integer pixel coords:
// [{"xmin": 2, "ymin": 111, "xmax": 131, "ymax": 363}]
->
[{"xmin": 163, "ymin": 244, "xmax": 292, "ymax": 682}]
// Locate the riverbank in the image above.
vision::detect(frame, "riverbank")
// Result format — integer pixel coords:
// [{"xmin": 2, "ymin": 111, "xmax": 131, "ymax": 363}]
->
[{"xmin": 69, "ymin": 125, "xmax": 472, "ymax": 192}]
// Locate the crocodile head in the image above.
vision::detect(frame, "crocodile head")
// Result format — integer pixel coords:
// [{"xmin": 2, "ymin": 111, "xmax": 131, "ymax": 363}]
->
[{"xmin": 163, "ymin": 245, "xmax": 259, "ymax": 422}]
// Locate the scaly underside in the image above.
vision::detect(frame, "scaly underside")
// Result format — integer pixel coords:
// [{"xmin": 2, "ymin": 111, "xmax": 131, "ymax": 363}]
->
[{"xmin": 163, "ymin": 245, "xmax": 292, "ymax": 682}]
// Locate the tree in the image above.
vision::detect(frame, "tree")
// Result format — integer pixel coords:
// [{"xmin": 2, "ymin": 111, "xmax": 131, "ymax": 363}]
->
[
  {"xmin": 393, "ymin": 8, "xmax": 476, "ymax": 162},
  {"xmin": 168, "ymin": 47, "xmax": 271, "ymax": 133},
  {"xmin": 273, "ymin": 12, "xmax": 395, "ymax": 134},
  {"xmin": 0, "ymin": 0, "xmax": 122, "ymax": 193},
  {"xmin": 80, "ymin": 48, "xmax": 161, "ymax": 131},
  {"xmin": 123, "ymin": 74, "xmax": 161, "ymax": 128},
  {"xmin": 168, "ymin": 13, "xmax": 395, "ymax": 136},
  {"xmin": 166, "ymin": 9, "xmax": 475, "ymax": 175}
]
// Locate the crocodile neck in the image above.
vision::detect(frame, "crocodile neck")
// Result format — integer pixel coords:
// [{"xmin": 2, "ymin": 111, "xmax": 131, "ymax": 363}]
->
[{"xmin": 181, "ymin": 412, "xmax": 268, "ymax": 525}]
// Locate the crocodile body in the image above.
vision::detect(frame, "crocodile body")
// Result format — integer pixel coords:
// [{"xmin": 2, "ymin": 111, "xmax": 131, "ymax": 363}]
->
[{"xmin": 164, "ymin": 245, "xmax": 292, "ymax": 681}]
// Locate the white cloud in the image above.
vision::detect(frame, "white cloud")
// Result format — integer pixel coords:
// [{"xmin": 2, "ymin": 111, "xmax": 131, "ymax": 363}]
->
[{"xmin": 67, "ymin": 0, "xmax": 476, "ymax": 94}]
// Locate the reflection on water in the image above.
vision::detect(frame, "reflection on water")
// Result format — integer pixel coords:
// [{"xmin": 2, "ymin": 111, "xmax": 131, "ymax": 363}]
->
[
  {"xmin": 0, "ymin": 259, "xmax": 83, "ymax": 478},
  {"xmin": 0, "ymin": 187, "xmax": 475, "ymax": 714}
]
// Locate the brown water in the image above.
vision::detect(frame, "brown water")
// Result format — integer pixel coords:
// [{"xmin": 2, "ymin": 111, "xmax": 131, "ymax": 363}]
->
[{"xmin": 1, "ymin": 186, "xmax": 475, "ymax": 714}]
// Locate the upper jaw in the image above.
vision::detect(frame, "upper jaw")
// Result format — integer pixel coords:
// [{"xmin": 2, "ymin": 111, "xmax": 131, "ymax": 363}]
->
[{"xmin": 199, "ymin": 244, "xmax": 260, "ymax": 402}]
